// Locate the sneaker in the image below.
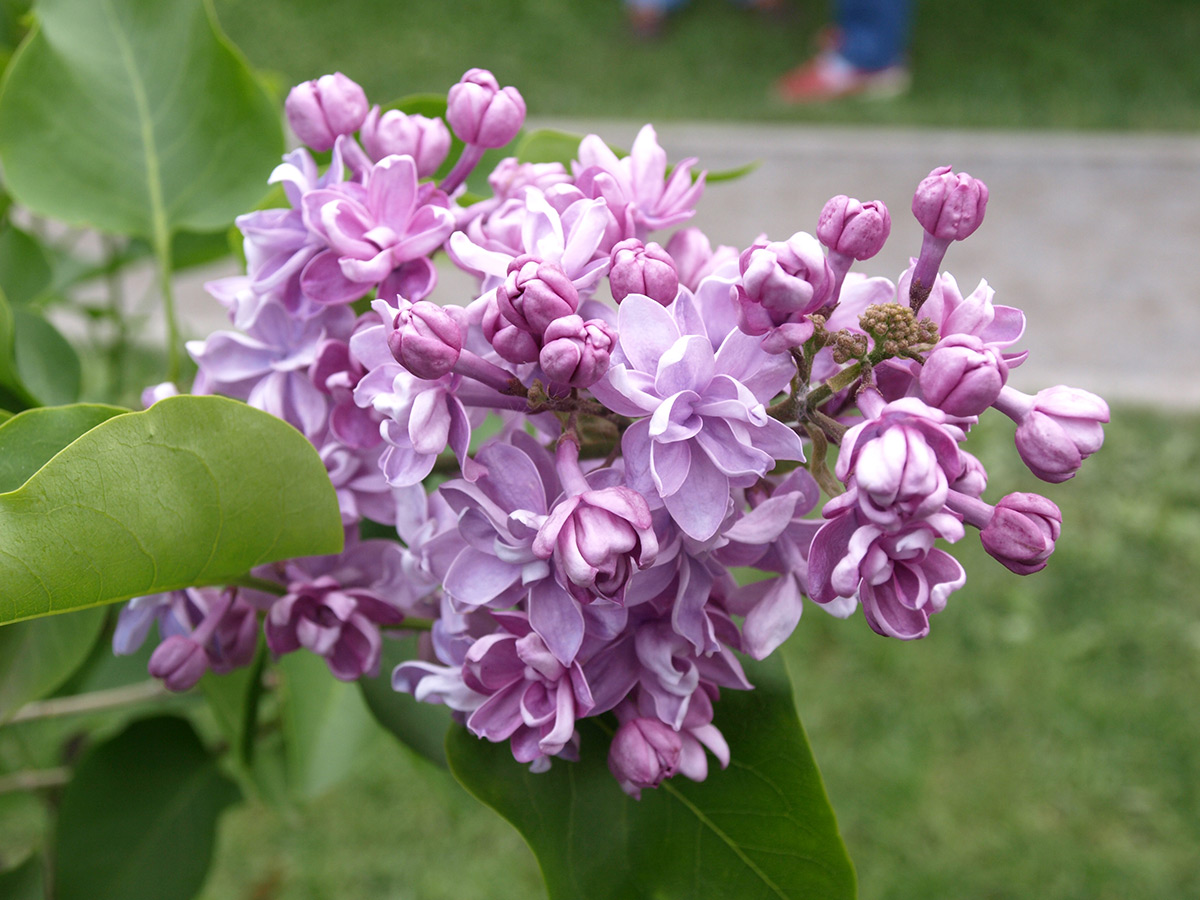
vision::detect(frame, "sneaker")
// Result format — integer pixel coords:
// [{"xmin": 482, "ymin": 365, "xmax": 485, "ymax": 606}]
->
[{"xmin": 775, "ymin": 51, "xmax": 910, "ymax": 104}]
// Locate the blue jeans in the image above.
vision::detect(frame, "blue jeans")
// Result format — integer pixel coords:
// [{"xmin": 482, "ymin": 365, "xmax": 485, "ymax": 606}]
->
[{"xmin": 837, "ymin": 0, "xmax": 911, "ymax": 70}]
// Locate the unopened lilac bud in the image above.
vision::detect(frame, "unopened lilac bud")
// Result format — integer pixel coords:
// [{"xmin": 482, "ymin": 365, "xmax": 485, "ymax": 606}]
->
[
  {"xmin": 608, "ymin": 717, "xmax": 682, "ymax": 799},
  {"xmin": 540, "ymin": 317, "xmax": 617, "ymax": 388},
  {"xmin": 360, "ymin": 107, "xmax": 451, "ymax": 177},
  {"xmin": 609, "ymin": 238, "xmax": 679, "ymax": 305},
  {"xmin": 817, "ymin": 196, "xmax": 891, "ymax": 260},
  {"xmin": 981, "ymin": 492, "xmax": 1062, "ymax": 575},
  {"xmin": 148, "ymin": 636, "xmax": 208, "ymax": 692},
  {"xmin": 446, "ymin": 68, "xmax": 526, "ymax": 149},
  {"xmin": 912, "ymin": 166, "xmax": 989, "ymax": 242},
  {"xmin": 952, "ymin": 449, "xmax": 989, "ymax": 498},
  {"xmin": 499, "ymin": 255, "xmax": 580, "ymax": 336},
  {"xmin": 387, "ymin": 299, "xmax": 462, "ymax": 380},
  {"xmin": 285, "ymin": 73, "xmax": 370, "ymax": 152},
  {"xmin": 919, "ymin": 333, "xmax": 1009, "ymax": 417},
  {"xmin": 1009, "ymin": 385, "xmax": 1109, "ymax": 483}
]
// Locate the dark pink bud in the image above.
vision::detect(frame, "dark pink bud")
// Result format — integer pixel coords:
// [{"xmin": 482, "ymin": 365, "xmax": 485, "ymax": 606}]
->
[
  {"xmin": 446, "ymin": 68, "xmax": 526, "ymax": 149},
  {"xmin": 360, "ymin": 107, "xmax": 451, "ymax": 177},
  {"xmin": 980, "ymin": 492, "xmax": 1062, "ymax": 575},
  {"xmin": 148, "ymin": 636, "xmax": 208, "ymax": 692},
  {"xmin": 481, "ymin": 295, "xmax": 541, "ymax": 365},
  {"xmin": 919, "ymin": 333, "xmax": 1009, "ymax": 417},
  {"xmin": 608, "ymin": 717, "xmax": 682, "ymax": 799},
  {"xmin": 387, "ymin": 299, "xmax": 463, "ymax": 380},
  {"xmin": 817, "ymin": 195, "xmax": 891, "ymax": 260},
  {"xmin": 499, "ymin": 255, "xmax": 580, "ymax": 336},
  {"xmin": 609, "ymin": 238, "xmax": 679, "ymax": 305},
  {"xmin": 912, "ymin": 166, "xmax": 989, "ymax": 242},
  {"xmin": 285, "ymin": 73, "xmax": 370, "ymax": 152},
  {"xmin": 539, "ymin": 316, "xmax": 617, "ymax": 389}
]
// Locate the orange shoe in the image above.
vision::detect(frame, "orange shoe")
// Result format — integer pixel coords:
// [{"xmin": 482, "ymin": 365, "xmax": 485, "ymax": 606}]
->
[{"xmin": 775, "ymin": 52, "xmax": 910, "ymax": 104}]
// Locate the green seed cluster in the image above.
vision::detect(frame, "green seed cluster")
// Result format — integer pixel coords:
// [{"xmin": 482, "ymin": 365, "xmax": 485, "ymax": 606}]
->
[{"xmin": 858, "ymin": 303, "xmax": 939, "ymax": 357}]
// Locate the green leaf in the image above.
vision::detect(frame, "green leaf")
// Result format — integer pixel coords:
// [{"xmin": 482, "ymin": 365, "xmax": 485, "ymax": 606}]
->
[
  {"xmin": 0, "ymin": 394, "xmax": 344, "ymax": 626},
  {"xmin": 0, "ymin": 0, "xmax": 283, "ymax": 240},
  {"xmin": 278, "ymin": 650, "xmax": 378, "ymax": 798},
  {"xmin": 515, "ymin": 128, "xmax": 583, "ymax": 167},
  {"xmin": 0, "ymin": 403, "xmax": 125, "ymax": 492},
  {"xmin": 0, "ymin": 853, "xmax": 43, "ymax": 900},
  {"xmin": 359, "ymin": 634, "xmax": 452, "ymax": 769},
  {"xmin": 200, "ymin": 644, "xmax": 264, "ymax": 768},
  {"xmin": 53, "ymin": 715, "xmax": 241, "ymax": 900},
  {"xmin": 0, "ymin": 289, "xmax": 36, "ymax": 411},
  {"xmin": 446, "ymin": 653, "xmax": 857, "ymax": 900},
  {"xmin": 10, "ymin": 307, "xmax": 80, "ymax": 405},
  {"xmin": 0, "ymin": 224, "xmax": 51, "ymax": 305},
  {"xmin": 707, "ymin": 159, "xmax": 761, "ymax": 184},
  {"xmin": 0, "ymin": 608, "xmax": 107, "ymax": 723}
]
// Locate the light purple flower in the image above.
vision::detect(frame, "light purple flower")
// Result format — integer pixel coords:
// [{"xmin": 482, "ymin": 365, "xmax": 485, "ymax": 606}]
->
[
  {"xmin": 608, "ymin": 717, "xmax": 681, "ymax": 799},
  {"xmin": 461, "ymin": 619, "xmax": 594, "ymax": 770},
  {"xmin": 285, "ymin": 73, "xmax": 370, "ymax": 152},
  {"xmin": 609, "ymin": 238, "xmax": 679, "ymax": 305},
  {"xmin": 301, "ymin": 154, "xmax": 454, "ymax": 304},
  {"xmin": 592, "ymin": 291, "xmax": 802, "ymax": 541},
  {"xmin": 735, "ymin": 232, "xmax": 834, "ymax": 351},
  {"xmin": 980, "ymin": 492, "xmax": 1062, "ymax": 574},
  {"xmin": 573, "ymin": 124, "xmax": 705, "ymax": 239},
  {"xmin": 539, "ymin": 315, "xmax": 616, "ymax": 388},
  {"xmin": 836, "ymin": 393, "xmax": 966, "ymax": 527},
  {"xmin": 919, "ymin": 333, "xmax": 1009, "ymax": 417},
  {"xmin": 808, "ymin": 507, "xmax": 966, "ymax": 640},
  {"xmin": 817, "ymin": 195, "xmax": 891, "ymax": 261},
  {"xmin": 446, "ymin": 68, "xmax": 526, "ymax": 149},
  {"xmin": 360, "ymin": 106, "xmax": 451, "ymax": 176},
  {"xmin": 994, "ymin": 385, "xmax": 1109, "ymax": 483},
  {"xmin": 665, "ymin": 228, "xmax": 739, "ymax": 293}
]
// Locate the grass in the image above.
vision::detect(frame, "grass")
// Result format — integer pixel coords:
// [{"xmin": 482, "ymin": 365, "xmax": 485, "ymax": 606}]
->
[
  {"xmin": 190, "ymin": 408, "xmax": 1200, "ymax": 899},
  {"xmin": 213, "ymin": 0, "xmax": 1200, "ymax": 130}
]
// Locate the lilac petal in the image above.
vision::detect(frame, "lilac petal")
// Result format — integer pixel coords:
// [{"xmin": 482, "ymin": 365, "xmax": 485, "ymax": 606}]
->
[
  {"xmin": 349, "ymin": 323, "xmax": 396, "ymax": 371},
  {"xmin": 663, "ymin": 450, "xmax": 730, "ymax": 541},
  {"xmin": 528, "ymin": 578, "xmax": 585, "ymax": 665},
  {"xmin": 655, "ymin": 335, "xmax": 714, "ymax": 397},
  {"xmin": 467, "ymin": 682, "xmax": 526, "ymax": 741},
  {"xmin": 590, "ymin": 366, "xmax": 660, "ymax": 417},
  {"xmin": 722, "ymin": 494, "xmax": 800, "ymax": 544},
  {"xmin": 379, "ymin": 441, "xmax": 436, "ymax": 487},
  {"xmin": 408, "ymin": 390, "xmax": 451, "ymax": 455},
  {"xmin": 671, "ymin": 555, "xmax": 716, "ymax": 655},
  {"xmin": 807, "ymin": 513, "xmax": 859, "ymax": 604},
  {"xmin": 448, "ymin": 231, "xmax": 511, "ymax": 280},
  {"xmin": 648, "ymin": 390, "xmax": 702, "ymax": 443},
  {"xmin": 538, "ymin": 678, "xmax": 579, "ymax": 753},
  {"xmin": 862, "ymin": 580, "xmax": 930, "ymax": 640},
  {"xmin": 559, "ymin": 199, "xmax": 611, "ymax": 276},
  {"xmin": 650, "ymin": 438, "xmax": 691, "ymax": 497},
  {"xmin": 339, "ymin": 249, "xmax": 396, "ymax": 285},
  {"xmin": 380, "ymin": 257, "xmax": 438, "ymax": 303},
  {"xmin": 620, "ymin": 419, "xmax": 656, "ymax": 501},
  {"xmin": 444, "ymin": 547, "xmax": 521, "ymax": 607},
  {"xmin": 301, "ymin": 249, "xmax": 370, "ymax": 305},
  {"xmin": 693, "ymin": 419, "xmax": 773, "ymax": 477},
  {"xmin": 477, "ymin": 442, "xmax": 547, "ymax": 514},
  {"xmin": 390, "ymin": 204, "xmax": 457, "ymax": 262},
  {"xmin": 368, "ymin": 155, "xmax": 418, "ymax": 225},
  {"xmin": 522, "ymin": 190, "xmax": 567, "ymax": 259},
  {"xmin": 447, "ymin": 398, "xmax": 485, "ymax": 483},
  {"xmin": 741, "ymin": 576, "xmax": 803, "ymax": 659},
  {"xmin": 618, "ymin": 294, "xmax": 680, "ymax": 374}
]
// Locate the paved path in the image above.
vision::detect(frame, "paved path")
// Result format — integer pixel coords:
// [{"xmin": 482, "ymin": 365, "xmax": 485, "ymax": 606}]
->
[{"xmin": 178, "ymin": 124, "xmax": 1200, "ymax": 408}]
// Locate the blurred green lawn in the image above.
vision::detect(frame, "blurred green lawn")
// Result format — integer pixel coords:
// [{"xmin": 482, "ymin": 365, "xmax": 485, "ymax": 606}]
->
[
  {"xmin": 195, "ymin": 409, "xmax": 1200, "ymax": 900},
  {"xmin": 215, "ymin": 0, "xmax": 1200, "ymax": 129}
]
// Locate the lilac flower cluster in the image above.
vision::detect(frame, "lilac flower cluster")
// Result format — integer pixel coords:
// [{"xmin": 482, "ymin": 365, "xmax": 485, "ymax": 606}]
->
[{"xmin": 116, "ymin": 70, "xmax": 1109, "ymax": 797}]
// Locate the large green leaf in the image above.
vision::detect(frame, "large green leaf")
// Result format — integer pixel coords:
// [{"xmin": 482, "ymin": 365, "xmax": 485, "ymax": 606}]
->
[
  {"xmin": 0, "ymin": 224, "xmax": 51, "ymax": 306},
  {"xmin": 10, "ymin": 306, "xmax": 80, "ymax": 405},
  {"xmin": 53, "ymin": 715, "xmax": 241, "ymax": 900},
  {"xmin": 278, "ymin": 650, "xmax": 378, "ymax": 799},
  {"xmin": 0, "ymin": 853, "xmax": 43, "ymax": 900},
  {"xmin": 0, "ymin": 0, "xmax": 282, "ymax": 240},
  {"xmin": 0, "ymin": 403, "xmax": 125, "ymax": 492},
  {"xmin": 447, "ymin": 653, "xmax": 857, "ymax": 900},
  {"xmin": 0, "ymin": 289, "xmax": 36, "ymax": 411},
  {"xmin": 359, "ymin": 633, "xmax": 452, "ymax": 769},
  {"xmin": 0, "ymin": 394, "xmax": 343, "ymax": 625},
  {"xmin": 0, "ymin": 607, "xmax": 106, "ymax": 723}
]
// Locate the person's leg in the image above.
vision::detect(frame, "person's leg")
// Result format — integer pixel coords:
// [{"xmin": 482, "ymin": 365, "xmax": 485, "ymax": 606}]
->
[{"xmin": 836, "ymin": 0, "xmax": 910, "ymax": 71}]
